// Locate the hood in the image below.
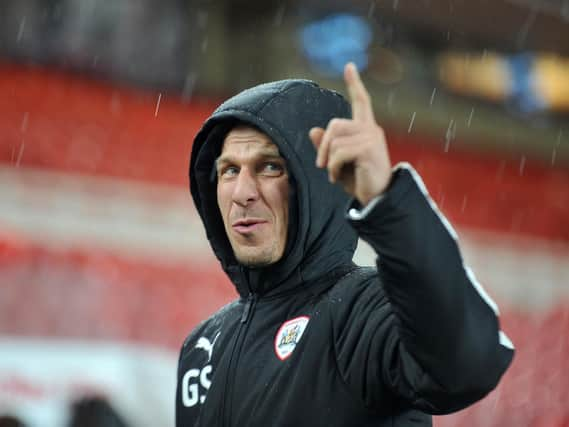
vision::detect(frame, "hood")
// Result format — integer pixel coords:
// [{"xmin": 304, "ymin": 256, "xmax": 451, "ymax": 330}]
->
[{"xmin": 189, "ymin": 79, "xmax": 358, "ymax": 298}]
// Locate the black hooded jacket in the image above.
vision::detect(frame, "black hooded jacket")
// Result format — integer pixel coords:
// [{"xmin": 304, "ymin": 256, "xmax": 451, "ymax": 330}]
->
[{"xmin": 177, "ymin": 79, "xmax": 514, "ymax": 427}]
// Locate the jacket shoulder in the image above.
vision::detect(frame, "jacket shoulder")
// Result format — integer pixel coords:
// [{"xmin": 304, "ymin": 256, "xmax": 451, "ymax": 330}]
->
[
  {"xmin": 327, "ymin": 266, "xmax": 379, "ymax": 297},
  {"xmin": 324, "ymin": 265, "xmax": 392, "ymax": 329},
  {"xmin": 179, "ymin": 299, "xmax": 241, "ymax": 353}
]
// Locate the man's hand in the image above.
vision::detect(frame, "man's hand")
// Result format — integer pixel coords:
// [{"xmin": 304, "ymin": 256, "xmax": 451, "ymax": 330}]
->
[{"xmin": 309, "ymin": 62, "xmax": 392, "ymax": 206}]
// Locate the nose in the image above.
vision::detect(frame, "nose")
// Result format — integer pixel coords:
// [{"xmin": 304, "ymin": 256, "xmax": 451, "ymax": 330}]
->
[{"xmin": 232, "ymin": 167, "xmax": 259, "ymax": 207}]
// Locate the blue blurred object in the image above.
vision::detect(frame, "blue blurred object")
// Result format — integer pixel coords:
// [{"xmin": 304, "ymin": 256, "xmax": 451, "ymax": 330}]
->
[
  {"xmin": 507, "ymin": 54, "xmax": 546, "ymax": 114},
  {"xmin": 299, "ymin": 13, "xmax": 372, "ymax": 77}
]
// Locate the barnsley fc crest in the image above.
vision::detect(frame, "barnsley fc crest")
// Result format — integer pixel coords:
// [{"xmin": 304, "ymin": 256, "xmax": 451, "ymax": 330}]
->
[{"xmin": 274, "ymin": 316, "xmax": 310, "ymax": 361}]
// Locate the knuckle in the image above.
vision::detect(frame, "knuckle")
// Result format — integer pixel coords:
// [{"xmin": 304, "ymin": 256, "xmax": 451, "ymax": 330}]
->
[
  {"xmin": 328, "ymin": 118, "xmax": 346, "ymax": 133},
  {"xmin": 327, "ymin": 118, "xmax": 340, "ymax": 132}
]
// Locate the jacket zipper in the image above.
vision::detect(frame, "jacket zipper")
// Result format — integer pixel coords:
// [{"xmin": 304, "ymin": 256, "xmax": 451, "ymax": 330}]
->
[
  {"xmin": 241, "ymin": 293, "xmax": 256, "ymax": 323},
  {"xmin": 221, "ymin": 292, "xmax": 257, "ymax": 427}
]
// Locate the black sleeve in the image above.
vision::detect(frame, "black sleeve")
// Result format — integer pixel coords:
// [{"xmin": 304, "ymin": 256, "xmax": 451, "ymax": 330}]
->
[{"xmin": 333, "ymin": 162, "xmax": 514, "ymax": 414}]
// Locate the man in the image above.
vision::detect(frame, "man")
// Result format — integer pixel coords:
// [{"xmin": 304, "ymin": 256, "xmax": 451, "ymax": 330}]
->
[{"xmin": 177, "ymin": 63, "xmax": 514, "ymax": 426}]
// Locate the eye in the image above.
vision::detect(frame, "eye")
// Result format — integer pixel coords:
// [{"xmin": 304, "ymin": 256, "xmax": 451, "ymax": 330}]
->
[
  {"xmin": 261, "ymin": 162, "xmax": 285, "ymax": 176},
  {"xmin": 219, "ymin": 165, "xmax": 239, "ymax": 178}
]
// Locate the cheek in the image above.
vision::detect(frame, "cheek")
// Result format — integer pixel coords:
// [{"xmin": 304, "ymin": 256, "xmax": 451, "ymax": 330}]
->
[
  {"xmin": 217, "ymin": 185, "xmax": 231, "ymax": 220},
  {"xmin": 275, "ymin": 183, "xmax": 290, "ymax": 228}
]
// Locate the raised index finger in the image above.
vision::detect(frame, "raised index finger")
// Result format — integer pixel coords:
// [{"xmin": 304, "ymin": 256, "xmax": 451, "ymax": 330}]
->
[{"xmin": 344, "ymin": 62, "xmax": 374, "ymax": 123}]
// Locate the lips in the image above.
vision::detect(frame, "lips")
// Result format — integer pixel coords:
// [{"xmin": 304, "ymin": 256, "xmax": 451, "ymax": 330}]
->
[{"xmin": 231, "ymin": 218, "xmax": 268, "ymax": 234}]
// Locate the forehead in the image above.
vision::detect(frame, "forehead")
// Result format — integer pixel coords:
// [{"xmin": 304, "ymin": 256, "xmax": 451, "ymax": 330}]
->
[{"xmin": 220, "ymin": 126, "xmax": 280, "ymax": 156}]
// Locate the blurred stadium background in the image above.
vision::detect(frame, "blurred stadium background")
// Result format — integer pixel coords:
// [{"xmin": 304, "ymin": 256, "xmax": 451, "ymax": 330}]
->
[{"xmin": 0, "ymin": 0, "xmax": 568, "ymax": 426}]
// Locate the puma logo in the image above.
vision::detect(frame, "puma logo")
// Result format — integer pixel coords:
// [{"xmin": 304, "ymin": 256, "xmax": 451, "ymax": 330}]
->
[{"xmin": 195, "ymin": 332, "xmax": 221, "ymax": 362}]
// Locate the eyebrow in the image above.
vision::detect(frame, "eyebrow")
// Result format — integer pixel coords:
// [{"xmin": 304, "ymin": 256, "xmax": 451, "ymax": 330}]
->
[{"xmin": 215, "ymin": 150, "xmax": 285, "ymax": 171}]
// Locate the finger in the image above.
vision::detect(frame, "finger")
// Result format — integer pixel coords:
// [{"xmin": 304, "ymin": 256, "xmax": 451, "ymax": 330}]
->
[
  {"xmin": 310, "ymin": 127, "xmax": 326, "ymax": 167},
  {"xmin": 309, "ymin": 127, "xmax": 325, "ymax": 150},
  {"xmin": 327, "ymin": 145, "xmax": 357, "ymax": 183},
  {"xmin": 315, "ymin": 127, "xmax": 335, "ymax": 168},
  {"xmin": 316, "ymin": 118, "xmax": 362, "ymax": 168},
  {"xmin": 325, "ymin": 118, "xmax": 360, "ymax": 136},
  {"xmin": 344, "ymin": 62, "xmax": 374, "ymax": 123}
]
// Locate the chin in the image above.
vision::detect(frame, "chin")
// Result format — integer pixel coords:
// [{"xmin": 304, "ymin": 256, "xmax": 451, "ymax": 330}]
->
[
  {"xmin": 235, "ymin": 248, "xmax": 280, "ymax": 268},
  {"xmin": 236, "ymin": 255, "xmax": 274, "ymax": 268}
]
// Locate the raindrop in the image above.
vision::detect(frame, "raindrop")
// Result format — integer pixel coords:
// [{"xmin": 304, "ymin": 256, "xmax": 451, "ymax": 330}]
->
[
  {"xmin": 201, "ymin": 37, "xmax": 208, "ymax": 52},
  {"xmin": 429, "ymin": 88, "xmax": 437, "ymax": 106},
  {"xmin": 562, "ymin": 0, "xmax": 569, "ymax": 20},
  {"xmin": 368, "ymin": 1, "xmax": 376, "ymax": 18},
  {"xmin": 461, "ymin": 196, "xmax": 468, "ymax": 213},
  {"xmin": 519, "ymin": 155, "xmax": 526, "ymax": 175},
  {"xmin": 182, "ymin": 73, "xmax": 197, "ymax": 102},
  {"xmin": 467, "ymin": 107, "xmax": 475, "ymax": 127},
  {"xmin": 274, "ymin": 4, "xmax": 286, "ymax": 26},
  {"xmin": 17, "ymin": 16, "xmax": 26, "ymax": 42},
  {"xmin": 446, "ymin": 30, "xmax": 451, "ymax": 41},
  {"xmin": 21, "ymin": 112, "xmax": 29, "ymax": 133},
  {"xmin": 154, "ymin": 93, "xmax": 162, "ymax": 117},
  {"xmin": 393, "ymin": 0, "xmax": 399, "ymax": 10},
  {"xmin": 444, "ymin": 119, "xmax": 455, "ymax": 152},
  {"xmin": 15, "ymin": 140, "xmax": 25, "ymax": 167},
  {"xmin": 516, "ymin": 7, "xmax": 537, "ymax": 48},
  {"xmin": 439, "ymin": 192, "xmax": 446, "ymax": 209},
  {"xmin": 408, "ymin": 112, "xmax": 416, "ymax": 133}
]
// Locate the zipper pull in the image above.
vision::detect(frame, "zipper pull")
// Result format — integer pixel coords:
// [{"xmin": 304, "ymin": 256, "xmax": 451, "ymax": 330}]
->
[{"xmin": 241, "ymin": 294, "xmax": 256, "ymax": 323}]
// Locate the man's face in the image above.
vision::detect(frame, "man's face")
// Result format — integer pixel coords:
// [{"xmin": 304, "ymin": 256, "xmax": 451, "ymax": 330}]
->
[{"xmin": 216, "ymin": 126, "xmax": 289, "ymax": 267}]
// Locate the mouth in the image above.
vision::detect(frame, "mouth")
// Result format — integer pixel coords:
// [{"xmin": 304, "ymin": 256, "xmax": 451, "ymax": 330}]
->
[{"xmin": 231, "ymin": 218, "xmax": 269, "ymax": 234}]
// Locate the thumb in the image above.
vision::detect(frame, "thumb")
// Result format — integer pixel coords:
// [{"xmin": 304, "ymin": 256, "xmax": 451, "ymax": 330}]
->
[{"xmin": 309, "ymin": 127, "xmax": 325, "ymax": 149}]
